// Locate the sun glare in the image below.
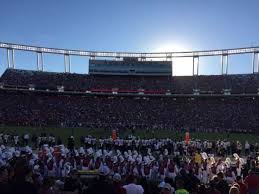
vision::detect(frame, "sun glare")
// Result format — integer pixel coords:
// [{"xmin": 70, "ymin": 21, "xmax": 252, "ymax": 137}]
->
[
  {"xmin": 153, "ymin": 43, "xmax": 193, "ymax": 76},
  {"xmin": 153, "ymin": 43, "xmax": 188, "ymax": 53}
]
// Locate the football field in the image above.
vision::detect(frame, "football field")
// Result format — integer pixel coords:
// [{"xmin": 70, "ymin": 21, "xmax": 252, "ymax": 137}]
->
[{"xmin": 0, "ymin": 126, "xmax": 258, "ymax": 146}]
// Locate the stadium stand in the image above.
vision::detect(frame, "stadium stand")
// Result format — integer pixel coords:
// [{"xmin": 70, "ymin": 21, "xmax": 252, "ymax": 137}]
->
[
  {"xmin": 0, "ymin": 89, "xmax": 258, "ymax": 132},
  {"xmin": 0, "ymin": 69, "xmax": 259, "ymax": 132},
  {"xmin": 1, "ymin": 69, "xmax": 259, "ymax": 94}
]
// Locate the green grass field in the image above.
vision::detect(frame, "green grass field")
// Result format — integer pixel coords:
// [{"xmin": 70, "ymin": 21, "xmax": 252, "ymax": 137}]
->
[{"xmin": 0, "ymin": 126, "xmax": 258, "ymax": 146}]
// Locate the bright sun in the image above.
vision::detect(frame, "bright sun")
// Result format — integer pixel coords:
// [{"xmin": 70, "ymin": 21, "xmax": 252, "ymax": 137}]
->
[
  {"xmin": 153, "ymin": 44, "xmax": 193, "ymax": 76},
  {"xmin": 153, "ymin": 43, "xmax": 188, "ymax": 53}
]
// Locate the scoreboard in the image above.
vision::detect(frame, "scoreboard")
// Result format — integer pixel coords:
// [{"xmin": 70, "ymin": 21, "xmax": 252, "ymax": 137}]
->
[{"xmin": 89, "ymin": 57, "xmax": 172, "ymax": 76}]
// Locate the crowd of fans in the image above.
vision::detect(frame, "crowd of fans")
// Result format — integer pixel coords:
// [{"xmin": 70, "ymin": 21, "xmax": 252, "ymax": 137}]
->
[
  {"xmin": 1, "ymin": 69, "xmax": 259, "ymax": 94},
  {"xmin": 0, "ymin": 69, "xmax": 259, "ymax": 193},
  {"xmin": 0, "ymin": 89, "xmax": 258, "ymax": 132},
  {"xmin": 0, "ymin": 69, "xmax": 258, "ymax": 132},
  {"xmin": 0, "ymin": 132, "xmax": 259, "ymax": 194}
]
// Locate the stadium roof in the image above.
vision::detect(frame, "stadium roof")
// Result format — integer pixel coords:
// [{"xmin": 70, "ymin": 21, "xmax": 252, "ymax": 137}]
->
[{"xmin": 1, "ymin": 42, "xmax": 259, "ymax": 58}]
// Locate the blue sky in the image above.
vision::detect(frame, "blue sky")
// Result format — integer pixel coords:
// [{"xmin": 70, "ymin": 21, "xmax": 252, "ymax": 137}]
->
[{"xmin": 0, "ymin": 0, "xmax": 259, "ymax": 75}]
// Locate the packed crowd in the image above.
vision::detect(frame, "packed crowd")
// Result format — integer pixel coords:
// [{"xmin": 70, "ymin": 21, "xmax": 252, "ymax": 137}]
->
[
  {"xmin": 1, "ymin": 69, "xmax": 259, "ymax": 94},
  {"xmin": 0, "ymin": 69, "xmax": 259, "ymax": 193},
  {"xmin": 0, "ymin": 89, "xmax": 258, "ymax": 132},
  {"xmin": 0, "ymin": 132, "xmax": 259, "ymax": 194}
]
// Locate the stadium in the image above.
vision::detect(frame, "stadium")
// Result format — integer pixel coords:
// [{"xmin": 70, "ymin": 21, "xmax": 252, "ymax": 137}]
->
[
  {"xmin": 1, "ymin": 1, "xmax": 259, "ymax": 193},
  {"xmin": 1, "ymin": 42, "xmax": 259, "ymax": 136},
  {"xmin": 0, "ymin": 41, "xmax": 259, "ymax": 193},
  {"xmin": 0, "ymin": 43, "xmax": 259, "ymax": 192}
]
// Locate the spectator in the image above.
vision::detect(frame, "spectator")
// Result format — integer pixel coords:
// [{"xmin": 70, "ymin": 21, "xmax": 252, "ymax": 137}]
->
[
  {"xmin": 112, "ymin": 173, "xmax": 126, "ymax": 194},
  {"xmin": 216, "ymin": 172, "xmax": 229, "ymax": 194},
  {"xmin": 0, "ymin": 166, "xmax": 11, "ymax": 194},
  {"xmin": 244, "ymin": 170, "xmax": 259, "ymax": 194},
  {"xmin": 123, "ymin": 175, "xmax": 144, "ymax": 194},
  {"xmin": 175, "ymin": 179, "xmax": 189, "ymax": 194},
  {"xmin": 160, "ymin": 183, "xmax": 172, "ymax": 194},
  {"xmin": 38, "ymin": 177, "xmax": 55, "ymax": 194},
  {"xmin": 235, "ymin": 176, "xmax": 247, "ymax": 194},
  {"xmin": 85, "ymin": 165, "xmax": 116, "ymax": 194},
  {"xmin": 205, "ymin": 181, "xmax": 221, "ymax": 194},
  {"xmin": 12, "ymin": 159, "xmax": 38, "ymax": 194},
  {"xmin": 229, "ymin": 186, "xmax": 240, "ymax": 194},
  {"xmin": 63, "ymin": 170, "xmax": 80, "ymax": 193}
]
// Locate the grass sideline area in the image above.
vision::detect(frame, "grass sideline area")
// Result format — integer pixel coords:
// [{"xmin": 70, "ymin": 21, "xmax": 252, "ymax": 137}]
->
[{"xmin": 0, "ymin": 126, "xmax": 258, "ymax": 146}]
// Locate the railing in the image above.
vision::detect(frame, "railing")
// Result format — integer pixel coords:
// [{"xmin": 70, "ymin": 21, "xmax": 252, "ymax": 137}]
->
[{"xmin": 1, "ymin": 84, "xmax": 259, "ymax": 97}]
